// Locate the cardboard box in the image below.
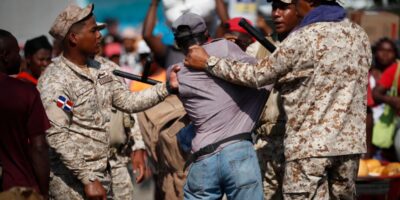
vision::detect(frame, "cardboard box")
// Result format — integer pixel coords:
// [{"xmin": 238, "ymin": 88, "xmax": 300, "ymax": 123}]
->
[{"xmin": 349, "ymin": 11, "xmax": 399, "ymax": 44}]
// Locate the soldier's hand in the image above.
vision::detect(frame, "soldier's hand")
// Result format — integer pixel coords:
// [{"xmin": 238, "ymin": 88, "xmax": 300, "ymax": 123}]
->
[
  {"xmin": 84, "ymin": 179, "xmax": 106, "ymax": 200},
  {"xmin": 131, "ymin": 150, "xmax": 146, "ymax": 183},
  {"xmin": 168, "ymin": 65, "xmax": 181, "ymax": 93},
  {"xmin": 184, "ymin": 45, "xmax": 209, "ymax": 70}
]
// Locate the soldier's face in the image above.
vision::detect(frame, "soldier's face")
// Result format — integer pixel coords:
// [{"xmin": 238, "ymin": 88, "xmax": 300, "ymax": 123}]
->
[
  {"xmin": 272, "ymin": 1, "xmax": 300, "ymax": 34},
  {"xmin": 75, "ymin": 16, "xmax": 102, "ymax": 57}
]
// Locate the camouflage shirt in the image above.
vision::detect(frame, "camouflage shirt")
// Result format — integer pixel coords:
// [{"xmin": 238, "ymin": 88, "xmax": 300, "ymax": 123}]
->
[
  {"xmin": 38, "ymin": 55, "xmax": 168, "ymax": 184},
  {"xmin": 206, "ymin": 19, "xmax": 372, "ymax": 161}
]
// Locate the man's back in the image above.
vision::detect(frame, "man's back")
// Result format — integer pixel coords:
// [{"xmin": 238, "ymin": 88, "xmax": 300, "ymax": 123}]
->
[
  {"xmin": 0, "ymin": 73, "xmax": 49, "ymax": 192},
  {"xmin": 176, "ymin": 39, "xmax": 269, "ymax": 152}
]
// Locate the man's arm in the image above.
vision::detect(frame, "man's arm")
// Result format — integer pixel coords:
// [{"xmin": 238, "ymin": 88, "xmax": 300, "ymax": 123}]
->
[
  {"xmin": 111, "ymin": 63, "xmax": 180, "ymax": 112},
  {"xmin": 184, "ymin": 35, "xmax": 302, "ymax": 88},
  {"xmin": 128, "ymin": 114, "xmax": 146, "ymax": 183},
  {"xmin": 30, "ymin": 134, "xmax": 49, "ymax": 198},
  {"xmin": 27, "ymin": 89, "xmax": 50, "ymax": 198},
  {"xmin": 112, "ymin": 81, "xmax": 169, "ymax": 113},
  {"xmin": 216, "ymin": 0, "xmax": 229, "ymax": 23},
  {"xmin": 142, "ymin": 0, "xmax": 167, "ymax": 64},
  {"xmin": 215, "ymin": 0, "xmax": 230, "ymax": 38}
]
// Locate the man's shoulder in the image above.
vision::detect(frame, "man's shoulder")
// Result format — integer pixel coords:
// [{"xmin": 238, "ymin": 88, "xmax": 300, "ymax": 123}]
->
[
  {"xmin": 4, "ymin": 76, "xmax": 38, "ymax": 94},
  {"xmin": 38, "ymin": 58, "xmax": 72, "ymax": 92},
  {"xmin": 43, "ymin": 57, "xmax": 71, "ymax": 77},
  {"xmin": 203, "ymin": 39, "xmax": 230, "ymax": 53}
]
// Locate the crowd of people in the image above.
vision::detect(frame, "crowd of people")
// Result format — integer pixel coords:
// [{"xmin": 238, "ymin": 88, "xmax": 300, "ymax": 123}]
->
[{"xmin": 1, "ymin": 0, "xmax": 400, "ymax": 200}]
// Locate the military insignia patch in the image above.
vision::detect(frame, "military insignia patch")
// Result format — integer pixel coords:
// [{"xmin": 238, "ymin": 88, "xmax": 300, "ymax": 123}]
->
[
  {"xmin": 57, "ymin": 96, "xmax": 74, "ymax": 112},
  {"xmin": 98, "ymin": 75, "xmax": 113, "ymax": 85}
]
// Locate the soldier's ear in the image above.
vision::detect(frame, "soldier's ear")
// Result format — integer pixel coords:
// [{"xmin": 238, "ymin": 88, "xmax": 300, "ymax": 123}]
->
[{"xmin": 67, "ymin": 32, "xmax": 80, "ymax": 46}]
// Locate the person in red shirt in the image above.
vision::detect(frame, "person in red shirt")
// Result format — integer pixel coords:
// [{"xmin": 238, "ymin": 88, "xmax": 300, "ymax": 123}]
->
[
  {"xmin": 16, "ymin": 35, "xmax": 52, "ymax": 85},
  {"xmin": 373, "ymin": 38, "xmax": 400, "ymax": 161},
  {"xmin": 367, "ymin": 38, "xmax": 398, "ymax": 159},
  {"xmin": 0, "ymin": 29, "xmax": 50, "ymax": 198}
]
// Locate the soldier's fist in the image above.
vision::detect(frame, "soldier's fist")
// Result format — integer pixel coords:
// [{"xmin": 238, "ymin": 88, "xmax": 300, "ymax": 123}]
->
[
  {"xmin": 184, "ymin": 45, "xmax": 209, "ymax": 70},
  {"xmin": 84, "ymin": 179, "xmax": 106, "ymax": 200}
]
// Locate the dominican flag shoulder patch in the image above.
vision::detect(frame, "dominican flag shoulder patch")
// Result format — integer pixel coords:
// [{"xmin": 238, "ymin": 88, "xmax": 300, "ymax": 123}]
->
[{"xmin": 56, "ymin": 96, "xmax": 74, "ymax": 112}]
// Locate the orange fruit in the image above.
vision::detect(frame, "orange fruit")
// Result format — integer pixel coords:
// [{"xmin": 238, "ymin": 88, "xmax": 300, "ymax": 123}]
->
[
  {"xmin": 382, "ymin": 162, "xmax": 400, "ymax": 176},
  {"xmin": 358, "ymin": 159, "xmax": 369, "ymax": 177}
]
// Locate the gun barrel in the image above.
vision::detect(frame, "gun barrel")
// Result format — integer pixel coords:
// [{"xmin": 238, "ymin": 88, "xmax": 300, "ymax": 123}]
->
[
  {"xmin": 113, "ymin": 70, "xmax": 161, "ymax": 85},
  {"xmin": 238, "ymin": 18, "xmax": 276, "ymax": 53}
]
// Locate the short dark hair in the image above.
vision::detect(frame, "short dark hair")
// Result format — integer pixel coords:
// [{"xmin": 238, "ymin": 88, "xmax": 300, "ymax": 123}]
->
[
  {"xmin": 372, "ymin": 37, "xmax": 399, "ymax": 58},
  {"xmin": 0, "ymin": 29, "xmax": 15, "ymax": 52},
  {"xmin": 24, "ymin": 35, "xmax": 52, "ymax": 57}
]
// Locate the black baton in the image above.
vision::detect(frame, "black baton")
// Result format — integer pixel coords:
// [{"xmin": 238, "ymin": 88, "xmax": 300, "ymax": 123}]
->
[
  {"xmin": 238, "ymin": 18, "xmax": 276, "ymax": 53},
  {"xmin": 112, "ymin": 70, "xmax": 161, "ymax": 85}
]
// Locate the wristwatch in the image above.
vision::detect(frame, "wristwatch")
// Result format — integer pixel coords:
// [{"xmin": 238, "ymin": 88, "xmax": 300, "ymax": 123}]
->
[{"xmin": 206, "ymin": 56, "xmax": 220, "ymax": 71}]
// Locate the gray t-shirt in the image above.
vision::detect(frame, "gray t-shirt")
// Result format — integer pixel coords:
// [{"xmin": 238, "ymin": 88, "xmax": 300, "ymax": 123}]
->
[{"xmin": 172, "ymin": 39, "xmax": 269, "ymax": 153}]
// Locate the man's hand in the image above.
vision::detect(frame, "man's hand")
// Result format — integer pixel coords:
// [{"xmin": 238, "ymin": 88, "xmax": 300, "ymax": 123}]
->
[
  {"xmin": 224, "ymin": 34, "xmax": 238, "ymax": 44},
  {"xmin": 168, "ymin": 65, "xmax": 181, "ymax": 93},
  {"xmin": 131, "ymin": 150, "xmax": 146, "ymax": 183},
  {"xmin": 84, "ymin": 179, "xmax": 106, "ymax": 200},
  {"xmin": 184, "ymin": 45, "xmax": 210, "ymax": 70}
]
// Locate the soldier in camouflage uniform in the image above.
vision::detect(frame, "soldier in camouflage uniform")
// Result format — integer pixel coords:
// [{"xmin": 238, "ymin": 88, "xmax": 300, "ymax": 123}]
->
[
  {"xmin": 184, "ymin": 0, "xmax": 372, "ymax": 199},
  {"xmin": 246, "ymin": 0, "xmax": 300, "ymax": 199},
  {"xmin": 38, "ymin": 4, "xmax": 178, "ymax": 200}
]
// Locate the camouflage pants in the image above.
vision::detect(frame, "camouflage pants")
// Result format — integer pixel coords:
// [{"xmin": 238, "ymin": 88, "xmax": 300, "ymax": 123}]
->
[
  {"xmin": 109, "ymin": 150, "xmax": 134, "ymax": 200},
  {"xmin": 256, "ymin": 124, "xmax": 285, "ymax": 200},
  {"xmin": 282, "ymin": 154, "xmax": 361, "ymax": 200},
  {"xmin": 49, "ymin": 170, "xmax": 112, "ymax": 200}
]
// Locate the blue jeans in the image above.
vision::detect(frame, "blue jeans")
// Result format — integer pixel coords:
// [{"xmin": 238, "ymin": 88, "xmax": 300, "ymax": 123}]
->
[{"xmin": 184, "ymin": 140, "xmax": 263, "ymax": 200}]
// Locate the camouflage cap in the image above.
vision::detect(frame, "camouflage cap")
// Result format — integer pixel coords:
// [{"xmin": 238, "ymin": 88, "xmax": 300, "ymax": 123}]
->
[{"xmin": 49, "ymin": 3, "xmax": 105, "ymax": 40}]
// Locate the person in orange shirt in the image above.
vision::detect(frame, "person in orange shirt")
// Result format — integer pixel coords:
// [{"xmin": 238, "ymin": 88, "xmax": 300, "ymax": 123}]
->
[
  {"xmin": 17, "ymin": 36, "xmax": 52, "ymax": 85},
  {"xmin": 130, "ymin": 40, "xmax": 166, "ymax": 92}
]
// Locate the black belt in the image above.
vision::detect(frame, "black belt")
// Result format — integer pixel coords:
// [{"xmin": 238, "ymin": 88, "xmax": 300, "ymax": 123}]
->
[{"xmin": 183, "ymin": 132, "xmax": 252, "ymax": 170}]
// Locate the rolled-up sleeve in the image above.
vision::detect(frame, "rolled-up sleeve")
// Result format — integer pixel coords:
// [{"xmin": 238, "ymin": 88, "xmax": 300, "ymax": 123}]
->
[
  {"xmin": 111, "ymin": 77, "xmax": 169, "ymax": 113},
  {"xmin": 206, "ymin": 35, "xmax": 303, "ymax": 88}
]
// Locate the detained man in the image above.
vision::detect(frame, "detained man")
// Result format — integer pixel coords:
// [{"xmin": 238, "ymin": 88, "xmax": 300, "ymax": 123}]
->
[{"xmin": 169, "ymin": 13, "xmax": 269, "ymax": 200}]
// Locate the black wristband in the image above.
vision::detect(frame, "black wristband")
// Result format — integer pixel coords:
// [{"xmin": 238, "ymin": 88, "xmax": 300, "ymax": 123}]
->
[{"xmin": 166, "ymin": 81, "xmax": 178, "ymax": 95}]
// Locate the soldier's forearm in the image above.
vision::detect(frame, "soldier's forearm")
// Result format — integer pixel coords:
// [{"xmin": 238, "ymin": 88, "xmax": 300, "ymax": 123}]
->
[
  {"xmin": 114, "ymin": 83, "xmax": 169, "ymax": 113},
  {"xmin": 207, "ymin": 56, "xmax": 265, "ymax": 88}
]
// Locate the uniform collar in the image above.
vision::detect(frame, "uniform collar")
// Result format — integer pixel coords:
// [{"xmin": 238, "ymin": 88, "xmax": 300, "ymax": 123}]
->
[{"xmin": 60, "ymin": 54, "xmax": 100, "ymax": 82}]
